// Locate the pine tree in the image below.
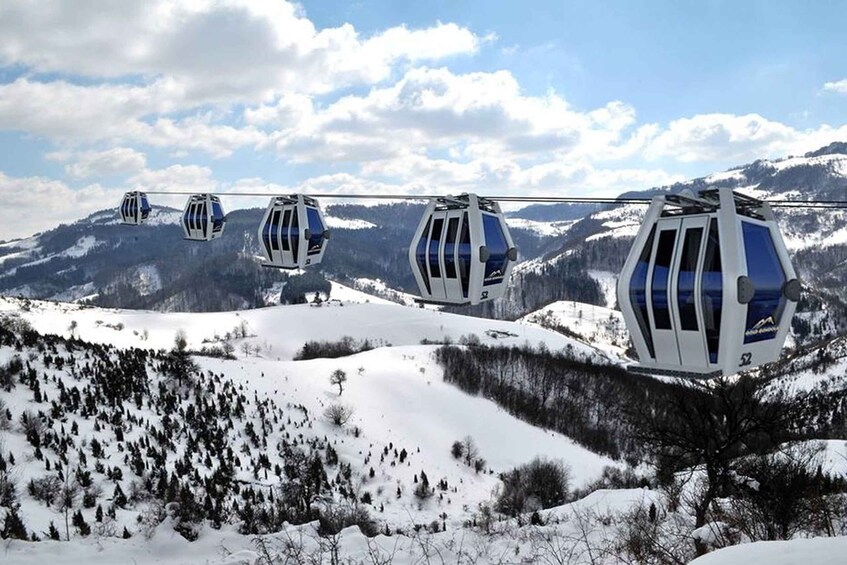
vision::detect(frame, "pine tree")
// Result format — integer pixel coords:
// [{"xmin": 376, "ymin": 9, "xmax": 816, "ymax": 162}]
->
[
  {"xmin": 71, "ymin": 510, "xmax": 90, "ymax": 537},
  {"xmin": 47, "ymin": 521, "xmax": 61, "ymax": 540},
  {"xmin": 113, "ymin": 484, "xmax": 127, "ymax": 508},
  {"xmin": 0, "ymin": 505, "xmax": 28, "ymax": 540}
]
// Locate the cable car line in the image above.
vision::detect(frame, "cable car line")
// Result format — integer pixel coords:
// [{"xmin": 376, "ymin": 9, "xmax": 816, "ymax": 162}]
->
[
  {"xmin": 139, "ymin": 190, "xmax": 649, "ymax": 204},
  {"xmin": 135, "ymin": 190, "xmax": 847, "ymax": 208}
]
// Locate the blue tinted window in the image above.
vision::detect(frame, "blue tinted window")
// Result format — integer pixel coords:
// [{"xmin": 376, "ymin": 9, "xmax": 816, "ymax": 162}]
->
[
  {"xmin": 212, "ymin": 201, "xmax": 224, "ymax": 231},
  {"xmin": 307, "ymin": 207, "xmax": 324, "ymax": 255},
  {"xmin": 416, "ymin": 218, "xmax": 432, "ymax": 293},
  {"xmin": 444, "ymin": 218, "xmax": 459, "ymax": 279},
  {"xmin": 281, "ymin": 210, "xmax": 291, "ymax": 251},
  {"xmin": 291, "ymin": 210, "xmax": 299, "ymax": 263},
  {"xmin": 270, "ymin": 210, "xmax": 281, "ymax": 251},
  {"xmin": 629, "ymin": 227, "xmax": 655, "ymax": 359},
  {"xmin": 140, "ymin": 196, "xmax": 151, "ymax": 219},
  {"xmin": 183, "ymin": 205, "xmax": 192, "ymax": 233},
  {"xmin": 262, "ymin": 210, "xmax": 273, "ymax": 257},
  {"xmin": 458, "ymin": 213, "xmax": 471, "ymax": 298},
  {"xmin": 482, "ymin": 214, "xmax": 508, "ymax": 286},
  {"xmin": 429, "ymin": 218, "xmax": 444, "ymax": 278},
  {"xmin": 743, "ymin": 222, "xmax": 786, "ymax": 344},
  {"xmin": 677, "ymin": 228, "xmax": 703, "ymax": 331},
  {"xmin": 702, "ymin": 219, "xmax": 722, "ymax": 363},
  {"xmin": 651, "ymin": 229, "xmax": 676, "ymax": 330},
  {"xmin": 200, "ymin": 203, "xmax": 207, "ymax": 238}
]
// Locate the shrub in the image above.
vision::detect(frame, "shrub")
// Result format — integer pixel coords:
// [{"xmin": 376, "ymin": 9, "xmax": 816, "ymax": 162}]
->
[
  {"xmin": 294, "ymin": 336, "xmax": 374, "ymax": 360},
  {"xmin": 28, "ymin": 475, "xmax": 62, "ymax": 506},
  {"xmin": 318, "ymin": 503, "xmax": 378, "ymax": 537},
  {"xmin": 496, "ymin": 458, "xmax": 571, "ymax": 516},
  {"xmin": 324, "ymin": 404, "xmax": 354, "ymax": 427},
  {"xmin": 451, "ymin": 441, "xmax": 464, "ymax": 459}
]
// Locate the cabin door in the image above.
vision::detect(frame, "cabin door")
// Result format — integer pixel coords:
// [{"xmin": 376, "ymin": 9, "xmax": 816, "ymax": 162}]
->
[
  {"xmin": 648, "ymin": 216, "xmax": 711, "ymax": 367},
  {"xmin": 671, "ymin": 216, "xmax": 710, "ymax": 367},
  {"xmin": 425, "ymin": 209, "xmax": 464, "ymax": 302},
  {"xmin": 648, "ymin": 219, "xmax": 681, "ymax": 365}
]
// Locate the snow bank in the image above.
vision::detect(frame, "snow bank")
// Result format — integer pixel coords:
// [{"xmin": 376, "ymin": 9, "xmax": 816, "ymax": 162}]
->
[{"xmin": 690, "ymin": 536, "xmax": 847, "ymax": 565}]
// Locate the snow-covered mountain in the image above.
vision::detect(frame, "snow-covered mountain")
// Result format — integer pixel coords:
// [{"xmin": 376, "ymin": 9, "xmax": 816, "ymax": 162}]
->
[
  {"xmin": 2, "ymin": 143, "xmax": 845, "ymax": 329},
  {"xmin": 495, "ymin": 142, "xmax": 847, "ymax": 338},
  {"xmin": 0, "ymin": 202, "xmax": 562, "ymax": 313}
]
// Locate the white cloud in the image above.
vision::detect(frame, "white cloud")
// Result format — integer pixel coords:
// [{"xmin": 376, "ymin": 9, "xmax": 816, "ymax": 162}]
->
[
  {"xmin": 260, "ymin": 67, "xmax": 637, "ymax": 164},
  {"xmin": 0, "ymin": 1, "xmax": 481, "ymax": 105},
  {"xmin": 127, "ymin": 165, "xmax": 221, "ymax": 212},
  {"xmin": 643, "ymin": 113, "xmax": 795, "ymax": 162},
  {"xmin": 48, "ymin": 148, "xmax": 148, "ymax": 179},
  {"xmin": 0, "ymin": 79, "xmax": 266, "ymax": 157},
  {"xmin": 0, "ymin": 163, "xmax": 227, "ymax": 240},
  {"xmin": 0, "ymin": 78, "xmax": 179, "ymax": 140},
  {"xmin": 141, "ymin": 116, "xmax": 266, "ymax": 158},
  {"xmin": 359, "ymin": 152, "xmax": 682, "ymax": 197},
  {"xmin": 823, "ymin": 79, "xmax": 847, "ymax": 94},
  {"xmin": 642, "ymin": 113, "xmax": 847, "ymax": 163},
  {"xmin": 1, "ymin": 1, "xmax": 846, "ymax": 242},
  {"xmin": 0, "ymin": 172, "xmax": 122, "ymax": 240},
  {"xmin": 0, "ymin": 1, "xmax": 482, "ymax": 155},
  {"xmin": 130, "ymin": 165, "xmax": 217, "ymax": 194},
  {"xmin": 359, "ymin": 22, "xmax": 483, "ymax": 63}
]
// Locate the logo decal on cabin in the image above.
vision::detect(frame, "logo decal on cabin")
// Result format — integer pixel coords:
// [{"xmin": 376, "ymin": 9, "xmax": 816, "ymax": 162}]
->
[{"xmin": 746, "ymin": 314, "xmax": 778, "ymax": 338}]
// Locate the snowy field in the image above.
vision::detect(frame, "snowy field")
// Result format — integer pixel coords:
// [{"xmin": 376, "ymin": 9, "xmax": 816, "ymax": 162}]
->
[
  {"xmin": 0, "ymin": 291, "xmax": 627, "ymax": 563},
  {"xmin": 0, "ymin": 294, "xmax": 603, "ymax": 362},
  {"xmin": 520, "ymin": 300, "xmax": 628, "ymax": 360},
  {"xmin": 0, "ymin": 490, "xmax": 663, "ymax": 565},
  {"xmin": 3, "ymin": 290, "xmax": 847, "ymax": 563}
]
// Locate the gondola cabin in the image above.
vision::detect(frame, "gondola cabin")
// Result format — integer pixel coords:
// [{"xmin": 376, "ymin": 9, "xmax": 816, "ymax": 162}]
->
[
  {"xmin": 182, "ymin": 194, "xmax": 226, "ymax": 241},
  {"xmin": 617, "ymin": 187, "xmax": 801, "ymax": 378},
  {"xmin": 119, "ymin": 191, "xmax": 151, "ymax": 225},
  {"xmin": 409, "ymin": 194, "xmax": 517, "ymax": 306},
  {"xmin": 258, "ymin": 194, "xmax": 330, "ymax": 269}
]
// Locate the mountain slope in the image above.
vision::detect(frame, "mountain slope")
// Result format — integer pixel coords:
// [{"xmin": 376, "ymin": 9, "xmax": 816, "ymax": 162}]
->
[{"xmin": 0, "ymin": 293, "xmax": 619, "ymax": 547}]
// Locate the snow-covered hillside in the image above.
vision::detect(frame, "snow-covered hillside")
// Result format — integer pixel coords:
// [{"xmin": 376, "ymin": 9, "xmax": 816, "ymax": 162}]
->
[
  {"xmin": 3, "ymin": 289, "xmax": 847, "ymax": 562},
  {"xmin": 0, "ymin": 292, "xmax": 633, "ymax": 558},
  {"xmin": 690, "ymin": 535, "xmax": 847, "ymax": 565},
  {"xmin": 521, "ymin": 300, "xmax": 628, "ymax": 360},
  {"xmin": 0, "ymin": 293, "xmax": 603, "ymax": 362}
]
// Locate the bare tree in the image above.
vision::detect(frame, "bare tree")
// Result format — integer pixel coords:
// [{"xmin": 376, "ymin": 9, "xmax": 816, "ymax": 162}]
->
[
  {"xmin": 324, "ymin": 404, "xmax": 354, "ymax": 427},
  {"xmin": 632, "ymin": 375, "xmax": 792, "ymax": 557},
  {"xmin": 462, "ymin": 436, "xmax": 479, "ymax": 467},
  {"xmin": 329, "ymin": 369, "xmax": 347, "ymax": 396},
  {"xmin": 56, "ymin": 466, "xmax": 81, "ymax": 541}
]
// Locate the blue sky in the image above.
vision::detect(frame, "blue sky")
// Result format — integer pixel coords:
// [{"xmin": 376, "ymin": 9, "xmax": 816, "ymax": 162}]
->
[
  {"xmin": 304, "ymin": 0, "xmax": 847, "ymax": 129},
  {"xmin": 0, "ymin": 0, "xmax": 845, "ymax": 240}
]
